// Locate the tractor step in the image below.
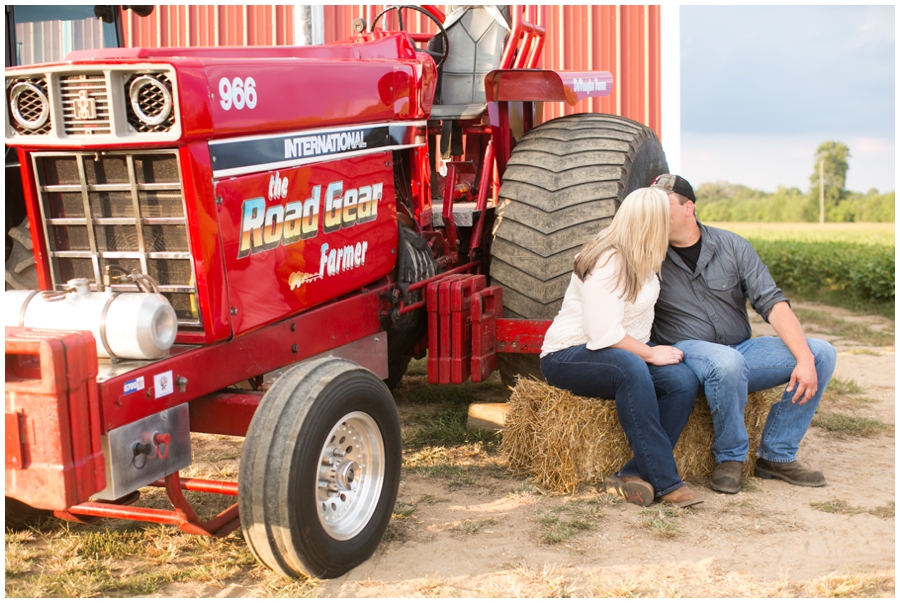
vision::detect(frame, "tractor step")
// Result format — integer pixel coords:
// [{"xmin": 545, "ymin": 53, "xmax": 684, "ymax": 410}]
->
[{"xmin": 431, "ymin": 201, "xmax": 479, "ymax": 227}]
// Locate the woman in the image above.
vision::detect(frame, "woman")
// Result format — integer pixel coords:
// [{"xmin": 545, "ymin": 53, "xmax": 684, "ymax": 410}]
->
[{"xmin": 540, "ymin": 187, "xmax": 703, "ymax": 507}]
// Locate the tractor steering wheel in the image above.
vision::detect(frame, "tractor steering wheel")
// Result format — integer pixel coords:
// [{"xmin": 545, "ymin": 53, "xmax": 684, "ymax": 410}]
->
[{"xmin": 370, "ymin": 5, "xmax": 449, "ymax": 69}]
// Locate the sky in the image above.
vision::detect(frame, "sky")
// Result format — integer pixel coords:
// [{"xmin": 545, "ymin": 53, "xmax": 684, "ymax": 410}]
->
[{"xmin": 678, "ymin": 5, "xmax": 895, "ymax": 193}]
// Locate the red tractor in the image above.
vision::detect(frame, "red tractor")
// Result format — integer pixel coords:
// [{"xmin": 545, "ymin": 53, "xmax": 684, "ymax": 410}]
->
[{"xmin": 4, "ymin": 5, "xmax": 667, "ymax": 579}]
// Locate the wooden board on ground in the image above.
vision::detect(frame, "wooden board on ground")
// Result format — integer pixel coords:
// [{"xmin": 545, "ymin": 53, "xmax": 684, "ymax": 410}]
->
[{"xmin": 467, "ymin": 403, "xmax": 509, "ymax": 432}]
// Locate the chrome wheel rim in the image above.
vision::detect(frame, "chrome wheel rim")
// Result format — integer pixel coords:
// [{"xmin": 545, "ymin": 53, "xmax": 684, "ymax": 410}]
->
[{"xmin": 316, "ymin": 411, "xmax": 385, "ymax": 540}]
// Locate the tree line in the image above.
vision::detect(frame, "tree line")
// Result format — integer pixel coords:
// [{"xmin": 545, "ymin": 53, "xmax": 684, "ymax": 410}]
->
[{"xmin": 694, "ymin": 142, "xmax": 894, "ymax": 223}]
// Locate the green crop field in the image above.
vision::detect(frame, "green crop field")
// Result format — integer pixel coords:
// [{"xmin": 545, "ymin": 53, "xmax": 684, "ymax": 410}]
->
[
  {"xmin": 707, "ymin": 222, "xmax": 895, "ymax": 246},
  {"xmin": 706, "ymin": 222, "xmax": 895, "ymax": 313}
]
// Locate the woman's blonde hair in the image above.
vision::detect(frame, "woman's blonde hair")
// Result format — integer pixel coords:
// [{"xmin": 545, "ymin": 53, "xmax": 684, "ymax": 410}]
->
[{"xmin": 573, "ymin": 187, "xmax": 669, "ymax": 302}]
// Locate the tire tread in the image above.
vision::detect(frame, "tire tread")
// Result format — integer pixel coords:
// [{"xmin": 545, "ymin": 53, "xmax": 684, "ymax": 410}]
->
[{"xmin": 490, "ymin": 113, "xmax": 668, "ymax": 384}]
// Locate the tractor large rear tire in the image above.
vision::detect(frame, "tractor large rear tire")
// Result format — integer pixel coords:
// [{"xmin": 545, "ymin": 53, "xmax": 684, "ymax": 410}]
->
[
  {"xmin": 239, "ymin": 357, "xmax": 401, "ymax": 579},
  {"xmin": 5, "ymin": 218, "xmax": 37, "ymax": 290},
  {"xmin": 5, "ymin": 497, "xmax": 52, "ymax": 531},
  {"xmin": 490, "ymin": 114, "xmax": 668, "ymax": 386},
  {"xmin": 384, "ymin": 225, "xmax": 436, "ymax": 390}
]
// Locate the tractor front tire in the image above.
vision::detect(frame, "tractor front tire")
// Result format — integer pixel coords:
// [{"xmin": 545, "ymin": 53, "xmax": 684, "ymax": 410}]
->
[
  {"xmin": 490, "ymin": 113, "xmax": 668, "ymax": 386},
  {"xmin": 238, "ymin": 357, "xmax": 401, "ymax": 579}
]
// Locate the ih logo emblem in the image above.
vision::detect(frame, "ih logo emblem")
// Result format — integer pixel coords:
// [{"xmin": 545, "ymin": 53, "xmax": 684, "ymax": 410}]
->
[{"xmin": 75, "ymin": 90, "xmax": 97, "ymax": 120}]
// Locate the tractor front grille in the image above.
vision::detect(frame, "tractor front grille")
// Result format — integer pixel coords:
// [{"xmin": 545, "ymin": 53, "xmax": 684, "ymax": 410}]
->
[
  {"xmin": 60, "ymin": 74, "xmax": 112, "ymax": 136},
  {"xmin": 32, "ymin": 150, "xmax": 201, "ymax": 328},
  {"xmin": 6, "ymin": 65, "xmax": 179, "ymax": 144}
]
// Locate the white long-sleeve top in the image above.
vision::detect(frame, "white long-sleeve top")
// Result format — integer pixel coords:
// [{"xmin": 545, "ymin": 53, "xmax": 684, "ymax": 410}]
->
[{"xmin": 540, "ymin": 250, "xmax": 660, "ymax": 358}]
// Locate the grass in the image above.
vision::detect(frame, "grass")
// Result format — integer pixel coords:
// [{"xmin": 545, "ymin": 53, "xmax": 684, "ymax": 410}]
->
[
  {"xmin": 476, "ymin": 564, "xmax": 578, "ymax": 598},
  {"xmin": 3, "ymin": 485, "xmax": 325, "ymax": 598},
  {"xmin": 392, "ymin": 500, "xmax": 418, "ymax": 519},
  {"xmin": 843, "ymin": 348, "xmax": 883, "ymax": 356},
  {"xmin": 532, "ymin": 496, "xmax": 611, "ymax": 545},
  {"xmin": 810, "ymin": 412, "xmax": 892, "ymax": 437},
  {"xmin": 4, "ymin": 517, "xmax": 264, "ymax": 597},
  {"xmin": 825, "ymin": 376, "xmax": 863, "ymax": 396},
  {"xmin": 788, "ymin": 288, "xmax": 895, "ymax": 318},
  {"xmin": 403, "ymin": 404, "xmax": 502, "ymax": 450},
  {"xmin": 405, "ymin": 357, "xmax": 428, "ymax": 376},
  {"xmin": 393, "ymin": 362, "xmax": 512, "ymax": 489},
  {"xmin": 638, "ymin": 506, "xmax": 683, "ymax": 539},
  {"xmin": 740, "ymin": 480, "xmax": 760, "ymax": 493},
  {"xmin": 585, "ymin": 569, "xmax": 895, "ymax": 598},
  {"xmin": 384, "ymin": 494, "xmax": 464, "ymax": 543},
  {"xmin": 810, "ymin": 500, "xmax": 867, "ymax": 515},
  {"xmin": 453, "ymin": 518, "xmax": 499, "ymax": 535},
  {"xmin": 810, "ymin": 500, "xmax": 894, "ymax": 519},
  {"xmin": 707, "ymin": 222, "xmax": 895, "ymax": 315},
  {"xmin": 402, "ymin": 446, "xmax": 512, "ymax": 491},
  {"xmin": 708, "ymin": 222, "xmax": 894, "ymax": 246},
  {"xmin": 416, "ymin": 493, "xmax": 451, "ymax": 506},
  {"xmin": 809, "ymin": 571, "xmax": 895, "ymax": 597},
  {"xmin": 6, "ymin": 301, "xmax": 893, "ymax": 597},
  {"xmin": 394, "ymin": 362, "xmax": 507, "ymax": 452},
  {"xmin": 791, "ymin": 308, "xmax": 895, "ymax": 347},
  {"xmin": 822, "ymin": 376, "xmax": 871, "ymax": 406},
  {"xmin": 383, "ymin": 500, "xmax": 419, "ymax": 543},
  {"xmin": 872, "ymin": 501, "xmax": 895, "ymax": 519}
]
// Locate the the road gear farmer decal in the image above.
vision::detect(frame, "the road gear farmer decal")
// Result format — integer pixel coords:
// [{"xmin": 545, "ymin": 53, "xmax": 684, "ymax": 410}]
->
[
  {"xmin": 237, "ymin": 180, "xmax": 382, "ymax": 258},
  {"xmin": 216, "ymin": 152, "xmax": 397, "ymax": 334}
]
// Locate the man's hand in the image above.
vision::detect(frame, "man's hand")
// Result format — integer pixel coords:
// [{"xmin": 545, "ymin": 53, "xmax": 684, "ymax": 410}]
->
[
  {"xmin": 786, "ymin": 357, "xmax": 818, "ymax": 404},
  {"xmin": 768, "ymin": 301, "xmax": 819, "ymax": 404}
]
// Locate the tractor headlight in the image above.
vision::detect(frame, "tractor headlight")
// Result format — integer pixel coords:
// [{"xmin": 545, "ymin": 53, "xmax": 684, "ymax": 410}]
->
[
  {"xmin": 128, "ymin": 74, "xmax": 173, "ymax": 128},
  {"xmin": 9, "ymin": 79, "xmax": 50, "ymax": 132}
]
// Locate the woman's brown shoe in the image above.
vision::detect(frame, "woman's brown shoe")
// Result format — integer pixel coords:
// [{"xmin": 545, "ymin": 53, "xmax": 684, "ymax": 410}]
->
[
  {"xmin": 604, "ymin": 475, "xmax": 654, "ymax": 507},
  {"xmin": 660, "ymin": 486, "xmax": 705, "ymax": 508}
]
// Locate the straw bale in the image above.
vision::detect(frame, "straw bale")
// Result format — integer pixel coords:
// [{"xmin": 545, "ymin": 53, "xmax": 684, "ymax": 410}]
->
[{"xmin": 502, "ymin": 378, "xmax": 778, "ymax": 493}]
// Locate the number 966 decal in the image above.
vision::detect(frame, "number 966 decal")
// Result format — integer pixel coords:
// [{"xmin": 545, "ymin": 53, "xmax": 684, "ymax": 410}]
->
[{"xmin": 218, "ymin": 77, "xmax": 257, "ymax": 111}]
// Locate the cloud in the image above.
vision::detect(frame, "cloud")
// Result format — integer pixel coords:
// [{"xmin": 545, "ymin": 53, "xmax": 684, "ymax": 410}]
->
[
  {"xmin": 679, "ymin": 132, "xmax": 895, "ymax": 193},
  {"xmin": 681, "ymin": 6, "xmax": 895, "ymax": 138},
  {"xmin": 853, "ymin": 137, "xmax": 894, "ymax": 154}
]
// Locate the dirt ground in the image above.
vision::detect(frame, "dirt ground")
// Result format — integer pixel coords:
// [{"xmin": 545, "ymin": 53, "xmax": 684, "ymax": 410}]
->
[
  {"xmin": 187, "ymin": 301, "xmax": 895, "ymax": 598},
  {"xmin": 6, "ymin": 302, "xmax": 895, "ymax": 597},
  {"xmin": 311, "ymin": 304, "xmax": 895, "ymax": 598}
]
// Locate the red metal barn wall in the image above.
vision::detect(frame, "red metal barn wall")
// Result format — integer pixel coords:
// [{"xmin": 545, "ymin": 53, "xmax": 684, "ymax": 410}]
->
[{"xmin": 122, "ymin": 5, "xmax": 660, "ymax": 137}]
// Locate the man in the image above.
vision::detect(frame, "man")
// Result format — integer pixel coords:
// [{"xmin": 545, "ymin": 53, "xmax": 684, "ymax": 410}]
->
[{"xmin": 649, "ymin": 174, "xmax": 836, "ymax": 494}]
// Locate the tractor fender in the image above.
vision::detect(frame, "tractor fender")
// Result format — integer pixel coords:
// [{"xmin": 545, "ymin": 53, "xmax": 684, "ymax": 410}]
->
[{"xmin": 484, "ymin": 69, "xmax": 614, "ymax": 105}]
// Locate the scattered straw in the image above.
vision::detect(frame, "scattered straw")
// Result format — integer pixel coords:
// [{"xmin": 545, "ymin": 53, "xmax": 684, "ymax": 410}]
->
[{"xmin": 502, "ymin": 378, "xmax": 778, "ymax": 493}]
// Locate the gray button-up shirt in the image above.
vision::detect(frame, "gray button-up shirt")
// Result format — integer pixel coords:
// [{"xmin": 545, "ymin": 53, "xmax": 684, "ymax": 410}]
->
[{"xmin": 651, "ymin": 222, "xmax": 789, "ymax": 346}]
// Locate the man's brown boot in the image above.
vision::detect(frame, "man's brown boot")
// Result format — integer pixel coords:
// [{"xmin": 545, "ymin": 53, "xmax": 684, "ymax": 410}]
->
[
  {"xmin": 754, "ymin": 458, "xmax": 826, "ymax": 487},
  {"xmin": 710, "ymin": 461, "xmax": 743, "ymax": 494}
]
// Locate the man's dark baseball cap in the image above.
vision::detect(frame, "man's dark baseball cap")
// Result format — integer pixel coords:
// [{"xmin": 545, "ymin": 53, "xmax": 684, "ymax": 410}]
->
[{"xmin": 651, "ymin": 174, "xmax": 695, "ymax": 202}]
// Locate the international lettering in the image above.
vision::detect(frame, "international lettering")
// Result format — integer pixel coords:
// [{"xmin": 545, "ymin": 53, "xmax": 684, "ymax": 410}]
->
[{"xmin": 284, "ymin": 130, "xmax": 368, "ymax": 159}]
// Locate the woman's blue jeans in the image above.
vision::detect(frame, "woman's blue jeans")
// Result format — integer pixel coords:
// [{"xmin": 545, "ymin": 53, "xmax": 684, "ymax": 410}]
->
[{"xmin": 540, "ymin": 345, "xmax": 700, "ymax": 497}]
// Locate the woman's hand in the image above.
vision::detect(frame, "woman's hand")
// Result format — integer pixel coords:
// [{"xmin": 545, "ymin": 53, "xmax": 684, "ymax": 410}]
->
[
  {"xmin": 611, "ymin": 335, "xmax": 684, "ymax": 366},
  {"xmin": 646, "ymin": 345, "xmax": 684, "ymax": 366}
]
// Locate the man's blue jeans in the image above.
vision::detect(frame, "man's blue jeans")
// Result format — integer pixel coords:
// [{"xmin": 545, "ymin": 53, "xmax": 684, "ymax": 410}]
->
[
  {"xmin": 540, "ymin": 345, "xmax": 700, "ymax": 497},
  {"xmin": 673, "ymin": 337, "xmax": 837, "ymax": 464}
]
